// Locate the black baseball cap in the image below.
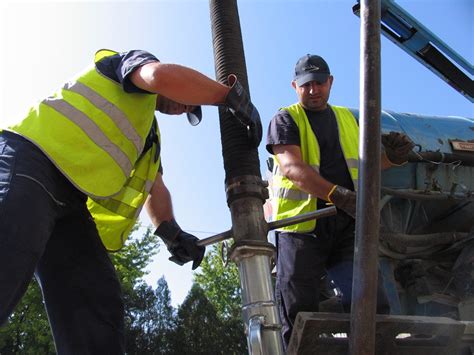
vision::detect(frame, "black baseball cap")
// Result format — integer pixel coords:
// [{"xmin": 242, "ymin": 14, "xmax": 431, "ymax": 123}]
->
[{"xmin": 294, "ymin": 54, "xmax": 331, "ymax": 86}]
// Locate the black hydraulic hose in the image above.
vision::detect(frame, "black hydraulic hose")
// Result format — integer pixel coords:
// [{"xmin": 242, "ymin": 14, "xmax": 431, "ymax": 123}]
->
[
  {"xmin": 379, "ymin": 235, "xmax": 474, "ymax": 259},
  {"xmin": 408, "ymin": 150, "xmax": 474, "ymax": 167},
  {"xmin": 380, "ymin": 231, "xmax": 469, "ymax": 247},
  {"xmin": 378, "ymin": 243, "xmax": 446, "ymax": 260},
  {"xmin": 209, "ymin": 0, "xmax": 261, "ymax": 182}
]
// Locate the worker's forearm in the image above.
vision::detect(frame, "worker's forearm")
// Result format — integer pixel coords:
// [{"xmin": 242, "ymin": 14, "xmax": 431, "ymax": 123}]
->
[
  {"xmin": 145, "ymin": 186, "xmax": 174, "ymax": 227},
  {"xmin": 137, "ymin": 63, "xmax": 229, "ymax": 105},
  {"xmin": 381, "ymin": 152, "xmax": 393, "ymax": 170},
  {"xmin": 282, "ymin": 162, "xmax": 334, "ymax": 201}
]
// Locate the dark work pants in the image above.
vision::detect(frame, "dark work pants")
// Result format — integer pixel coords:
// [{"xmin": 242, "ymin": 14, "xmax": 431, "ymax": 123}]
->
[
  {"xmin": 275, "ymin": 211, "xmax": 390, "ymax": 349},
  {"xmin": 0, "ymin": 132, "xmax": 124, "ymax": 354}
]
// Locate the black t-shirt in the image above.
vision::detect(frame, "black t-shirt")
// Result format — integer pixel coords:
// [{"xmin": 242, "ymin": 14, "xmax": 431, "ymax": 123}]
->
[
  {"xmin": 266, "ymin": 105, "xmax": 354, "ymax": 208},
  {"xmin": 95, "ymin": 49, "xmax": 159, "ymax": 93},
  {"xmin": 96, "ymin": 50, "xmax": 163, "ymax": 173}
]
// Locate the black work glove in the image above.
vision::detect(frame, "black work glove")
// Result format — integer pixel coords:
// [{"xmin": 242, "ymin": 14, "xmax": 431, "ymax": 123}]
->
[
  {"xmin": 225, "ymin": 74, "xmax": 262, "ymax": 148},
  {"xmin": 381, "ymin": 131, "xmax": 415, "ymax": 166},
  {"xmin": 186, "ymin": 106, "xmax": 202, "ymax": 126},
  {"xmin": 154, "ymin": 219, "xmax": 205, "ymax": 270},
  {"xmin": 327, "ymin": 185, "xmax": 356, "ymax": 219}
]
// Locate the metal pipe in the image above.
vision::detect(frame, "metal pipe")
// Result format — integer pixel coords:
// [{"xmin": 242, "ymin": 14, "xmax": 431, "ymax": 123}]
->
[
  {"xmin": 267, "ymin": 206, "xmax": 336, "ymax": 231},
  {"xmin": 227, "ymin": 198, "xmax": 283, "ymax": 354},
  {"xmin": 197, "ymin": 206, "xmax": 337, "ymax": 247},
  {"xmin": 209, "ymin": 1, "xmax": 283, "ymax": 353},
  {"xmin": 349, "ymin": 0, "xmax": 381, "ymax": 354},
  {"xmin": 381, "ymin": 187, "xmax": 474, "ymax": 201}
]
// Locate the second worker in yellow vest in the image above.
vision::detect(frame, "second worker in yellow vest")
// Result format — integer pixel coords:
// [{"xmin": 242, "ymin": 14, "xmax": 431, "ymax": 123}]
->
[{"xmin": 266, "ymin": 54, "xmax": 414, "ymax": 349}]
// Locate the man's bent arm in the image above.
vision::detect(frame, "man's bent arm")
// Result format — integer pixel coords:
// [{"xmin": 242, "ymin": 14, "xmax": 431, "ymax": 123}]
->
[
  {"xmin": 144, "ymin": 173, "xmax": 174, "ymax": 227},
  {"xmin": 131, "ymin": 62, "xmax": 229, "ymax": 105},
  {"xmin": 273, "ymin": 144, "xmax": 335, "ymax": 201}
]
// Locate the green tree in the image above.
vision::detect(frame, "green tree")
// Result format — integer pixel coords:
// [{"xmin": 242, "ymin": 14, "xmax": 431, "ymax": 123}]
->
[
  {"xmin": 171, "ymin": 284, "xmax": 226, "ymax": 354},
  {"xmin": 152, "ymin": 277, "xmax": 176, "ymax": 353},
  {"xmin": 0, "ymin": 279, "xmax": 55, "ymax": 354},
  {"xmin": 194, "ymin": 244, "xmax": 247, "ymax": 353},
  {"xmin": 110, "ymin": 226, "xmax": 159, "ymax": 296},
  {"xmin": 124, "ymin": 282, "xmax": 160, "ymax": 354},
  {"xmin": 126, "ymin": 276, "xmax": 177, "ymax": 354},
  {"xmin": 194, "ymin": 244, "xmax": 242, "ymax": 319}
]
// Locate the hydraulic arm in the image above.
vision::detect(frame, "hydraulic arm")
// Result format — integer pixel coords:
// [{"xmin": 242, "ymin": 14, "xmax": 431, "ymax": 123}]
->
[{"xmin": 353, "ymin": 0, "xmax": 474, "ymax": 102}]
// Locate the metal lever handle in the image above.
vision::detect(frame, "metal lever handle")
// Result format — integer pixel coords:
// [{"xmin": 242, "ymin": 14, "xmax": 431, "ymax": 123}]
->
[{"xmin": 196, "ymin": 206, "xmax": 337, "ymax": 247}]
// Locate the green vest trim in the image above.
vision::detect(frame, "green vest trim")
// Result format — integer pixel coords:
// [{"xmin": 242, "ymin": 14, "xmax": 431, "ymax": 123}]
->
[
  {"xmin": 87, "ymin": 120, "xmax": 161, "ymax": 251},
  {"xmin": 272, "ymin": 103, "xmax": 359, "ymax": 232}
]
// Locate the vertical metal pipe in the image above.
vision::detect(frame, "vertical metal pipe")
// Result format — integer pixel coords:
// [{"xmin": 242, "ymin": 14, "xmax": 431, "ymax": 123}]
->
[
  {"xmin": 349, "ymin": 0, "xmax": 381, "ymax": 354},
  {"xmin": 209, "ymin": 1, "xmax": 283, "ymax": 353}
]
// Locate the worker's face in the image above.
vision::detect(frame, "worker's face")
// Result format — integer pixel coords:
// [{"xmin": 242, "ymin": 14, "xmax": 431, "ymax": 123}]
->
[
  {"xmin": 292, "ymin": 76, "xmax": 333, "ymax": 111},
  {"xmin": 156, "ymin": 96, "xmax": 194, "ymax": 115}
]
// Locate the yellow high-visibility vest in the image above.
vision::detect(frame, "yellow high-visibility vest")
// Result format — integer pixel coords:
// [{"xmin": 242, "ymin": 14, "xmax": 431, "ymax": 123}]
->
[
  {"xmin": 87, "ymin": 119, "xmax": 161, "ymax": 251},
  {"xmin": 8, "ymin": 49, "xmax": 161, "ymax": 250},
  {"xmin": 272, "ymin": 103, "xmax": 359, "ymax": 232}
]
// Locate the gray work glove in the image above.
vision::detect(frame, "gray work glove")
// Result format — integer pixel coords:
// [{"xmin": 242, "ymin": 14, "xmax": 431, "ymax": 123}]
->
[
  {"xmin": 382, "ymin": 131, "xmax": 415, "ymax": 166},
  {"xmin": 328, "ymin": 185, "xmax": 356, "ymax": 219},
  {"xmin": 154, "ymin": 219, "xmax": 205, "ymax": 270},
  {"xmin": 225, "ymin": 74, "xmax": 262, "ymax": 148}
]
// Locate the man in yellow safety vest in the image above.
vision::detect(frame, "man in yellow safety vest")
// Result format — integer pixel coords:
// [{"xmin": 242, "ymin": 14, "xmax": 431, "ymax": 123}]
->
[
  {"xmin": 266, "ymin": 54, "xmax": 414, "ymax": 349},
  {"xmin": 0, "ymin": 49, "xmax": 261, "ymax": 353}
]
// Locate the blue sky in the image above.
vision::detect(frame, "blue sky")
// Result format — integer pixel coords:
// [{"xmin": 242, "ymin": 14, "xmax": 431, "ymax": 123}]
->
[{"xmin": 1, "ymin": 0, "xmax": 472, "ymax": 306}]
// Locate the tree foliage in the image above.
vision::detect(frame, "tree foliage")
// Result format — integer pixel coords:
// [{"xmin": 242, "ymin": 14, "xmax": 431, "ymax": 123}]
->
[
  {"xmin": 172, "ymin": 284, "xmax": 225, "ymax": 354},
  {"xmin": 0, "ymin": 279, "xmax": 55, "ymax": 354},
  {"xmin": 194, "ymin": 244, "xmax": 242, "ymax": 319},
  {"xmin": 194, "ymin": 243, "xmax": 247, "ymax": 354}
]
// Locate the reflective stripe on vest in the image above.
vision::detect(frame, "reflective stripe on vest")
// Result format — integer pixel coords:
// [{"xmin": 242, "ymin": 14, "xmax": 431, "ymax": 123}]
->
[
  {"xmin": 272, "ymin": 103, "xmax": 359, "ymax": 232},
  {"xmin": 87, "ymin": 123, "xmax": 161, "ymax": 251},
  {"xmin": 9, "ymin": 49, "xmax": 157, "ymax": 198}
]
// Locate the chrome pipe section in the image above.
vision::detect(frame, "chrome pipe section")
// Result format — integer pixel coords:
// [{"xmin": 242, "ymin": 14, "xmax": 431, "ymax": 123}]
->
[{"xmin": 230, "ymin": 243, "xmax": 283, "ymax": 355}]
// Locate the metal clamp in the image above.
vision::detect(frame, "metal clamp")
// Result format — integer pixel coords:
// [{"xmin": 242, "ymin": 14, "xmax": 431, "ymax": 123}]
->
[
  {"xmin": 248, "ymin": 316, "xmax": 265, "ymax": 355},
  {"xmin": 226, "ymin": 175, "xmax": 269, "ymax": 205},
  {"xmin": 220, "ymin": 240, "xmax": 231, "ymax": 267}
]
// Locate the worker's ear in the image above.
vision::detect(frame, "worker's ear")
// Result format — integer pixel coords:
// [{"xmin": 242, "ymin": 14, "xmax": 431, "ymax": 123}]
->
[{"xmin": 327, "ymin": 76, "xmax": 334, "ymax": 91}]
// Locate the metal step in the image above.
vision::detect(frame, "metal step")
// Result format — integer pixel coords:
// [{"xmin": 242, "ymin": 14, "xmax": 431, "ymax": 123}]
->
[{"xmin": 288, "ymin": 313, "xmax": 467, "ymax": 355}]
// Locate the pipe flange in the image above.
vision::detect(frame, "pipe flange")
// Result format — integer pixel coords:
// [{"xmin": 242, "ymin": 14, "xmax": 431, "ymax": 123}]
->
[
  {"xmin": 229, "ymin": 240, "xmax": 276, "ymax": 263},
  {"xmin": 226, "ymin": 175, "xmax": 269, "ymax": 205}
]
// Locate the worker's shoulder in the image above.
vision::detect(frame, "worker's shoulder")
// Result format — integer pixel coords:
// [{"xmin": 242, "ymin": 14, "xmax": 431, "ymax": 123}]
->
[
  {"xmin": 268, "ymin": 110, "xmax": 295, "ymax": 131},
  {"xmin": 95, "ymin": 50, "xmax": 159, "ymax": 84}
]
